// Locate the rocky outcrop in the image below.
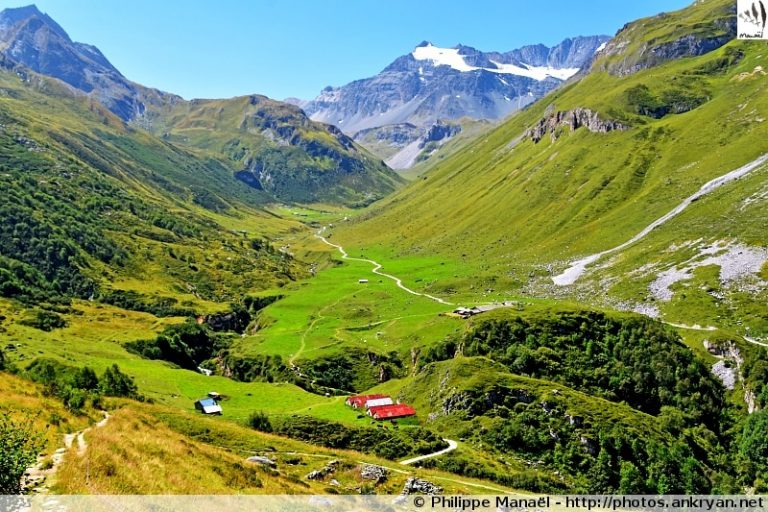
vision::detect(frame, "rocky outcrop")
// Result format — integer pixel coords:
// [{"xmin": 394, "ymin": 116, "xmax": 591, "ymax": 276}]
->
[
  {"xmin": 418, "ymin": 121, "xmax": 462, "ymax": 148},
  {"xmin": 360, "ymin": 464, "xmax": 388, "ymax": 483},
  {"xmin": 745, "ymin": 389, "xmax": 758, "ymax": 414},
  {"xmin": 565, "ymin": 413, "xmax": 584, "ymax": 427},
  {"xmin": 203, "ymin": 310, "xmax": 250, "ymax": 333},
  {"xmin": 441, "ymin": 387, "xmax": 534, "ymax": 417},
  {"xmin": 246, "ymin": 455, "xmax": 277, "ymax": 468},
  {"xmin": 306, "ymin": 459, "xmax": 340, "ymax": 480},
  {"xmin": 525, "ymin": 108, "xmax": 628, "ymax": 143},
  {"xmin": 401, "ymin": 477, "xmax": 442, "ymax": 495},
  {"xmin": 353, "ymin": 123, "xmax": 421, "ymax": 147},
  {"xmin": 703, "ymin": 339, "xmax": 760, "ymax": 412},
  {"xmin": 711, "ymin": 360, "xmax": 737, "ymax": 390},
  {"xmin": 579, "ymin": 436, "xmax": 598, "ymax": 455}
]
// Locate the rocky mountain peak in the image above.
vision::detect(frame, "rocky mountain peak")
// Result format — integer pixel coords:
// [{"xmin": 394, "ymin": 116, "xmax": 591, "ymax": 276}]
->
[
  {"xmin": 0, "ymin": 4, "xmax": 147, "ymax": 120},
  {"xmin": 304, "ymin": 35, "xmax": 610, "ymax": 138}
]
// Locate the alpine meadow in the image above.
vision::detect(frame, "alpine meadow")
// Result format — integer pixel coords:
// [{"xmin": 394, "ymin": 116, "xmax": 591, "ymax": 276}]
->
[{"xmin": 1, "ymin": 0, "xmax": 768, "ymax": 502}]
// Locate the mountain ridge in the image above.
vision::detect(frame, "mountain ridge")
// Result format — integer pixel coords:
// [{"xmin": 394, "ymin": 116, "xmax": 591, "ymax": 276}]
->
[
  {"xmin": 0, "ymin": 4, "xmax": 402, "ymax": 205},
  {"xmin": 302, "ymin": 36, "xmax": 610, "ymax": 136}
]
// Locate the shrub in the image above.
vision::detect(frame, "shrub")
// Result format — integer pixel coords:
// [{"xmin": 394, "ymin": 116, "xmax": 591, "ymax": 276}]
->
[
  {"xmin": 247, "ymin": 411, "xmax": 273, "ymax": 433},
  {"xmin": 274, "ymin": 416, "xmax": 445, "ymax": 459},
  {"xmin": 19, "ymin": 309, "xmax": 66, "ymax": 331},
  {"xmin": 0, "ymin": 413, "xmax": 45, "ymax": 494}
]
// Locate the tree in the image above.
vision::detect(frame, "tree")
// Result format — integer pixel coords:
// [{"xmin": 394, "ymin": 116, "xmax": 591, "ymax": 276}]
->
[
  {"xmin": 99, "ymin": 364, "xmax": 138, "ymax": 398},
  {"xmin": 72, "ymin": 366, "xmax": 99, "ymax": 391},
  {"xmin": 739, "ymin": 409, "xmax": 768, "ymax": 484},
  {"xmin": 619, "ymin": 460, "xmax": 645, "ymax": 493},
  {"xmin": 587, "ymin": 445, "xmax": 615, "ymax": 493},
  {"xmin": 0, "ymin": 413, "xmax": 45, "ymax": 494}
]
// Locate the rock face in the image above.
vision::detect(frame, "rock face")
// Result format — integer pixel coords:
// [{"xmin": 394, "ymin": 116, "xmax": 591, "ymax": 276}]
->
[
  {"xmin": 353, "ymin": 123, "xmax": 421, "ymax": 147},
  {"xmin": 303, "ymin": 36, "xmax": 610, "ymax": 136},
  {"xmin": 352, "ymin": 119, "xmax": 464, "ymax": 170},
  {"xmin": 711, "ymin": 360, "xmax": 737, "ymax": 390},
  {"xmin": 420, "ymin": 120, "xmax": 462, "ymax": 147},
  {"xmin": 204, "ymin": 311, "xmax": 250, "ymax": 333},
  {"xmin": 0, "ymin": 5, "xmax": 156, "ymax": 120},
  {"xmin": 524, "ymin": 108, "xmax": 629, "ymax": 143}
]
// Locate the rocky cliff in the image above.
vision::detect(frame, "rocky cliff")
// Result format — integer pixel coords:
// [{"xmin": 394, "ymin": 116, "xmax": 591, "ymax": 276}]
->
[{"xmin": 524, "ymin": 107, "xmax": 629, "ymax": 143}]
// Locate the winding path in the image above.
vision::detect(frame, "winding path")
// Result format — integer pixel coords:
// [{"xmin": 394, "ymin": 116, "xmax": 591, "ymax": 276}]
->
[
  {"xmin": 315, "ymin": 229, "xmax": 453, "ymax": 305},
  {"xmin": 744, "ymin": 336, "xmax": 768, "ymax": 348},
  {"xmin": 399, "ymin": 439, "xmax": 458, "ymax": 465},
  {"xmin": 663, "ymin": 321, "xmax": 717, "ymax": 332},
  {"xmin": 552, "ymin": 153, "xmax": 768, "ymax": 286},
  {"xmin": 23, "ymin": 411, "xmax": 110, "ymax": 493}
]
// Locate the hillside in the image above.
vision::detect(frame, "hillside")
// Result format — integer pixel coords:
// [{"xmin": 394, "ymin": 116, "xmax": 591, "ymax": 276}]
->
[
  {"xmin": 0, "ymin": 60, "xmax": 309, "ymax": 312},
  {"xmin": 331, "ymin": 0, "xmax": 768, "ymax": 336},
  {"xmin": 361, "ymin": 305, "xmax": 750, "ymax": 493},
  {"xmin": 0, "ymin": 4, "xmax": 402, "ymax": 206},
  {"xmin": 0, "ymin": 369, "xmax": 513, "ymax": 495},
  {"xmin": 140, "ymin": 94, "xmax": 403, "ymax": 206}
]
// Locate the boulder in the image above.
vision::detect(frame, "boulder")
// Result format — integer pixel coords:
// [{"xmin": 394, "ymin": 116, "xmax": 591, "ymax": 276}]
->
[
  {"xmin": 360, "ymin": 464, "xmax": 388, "ymax": 483},
  {"xmin": 246, "ymin": 456, "xmax": 277, "ymax": 468},
  {"xmin": 401, "ymin": 477, "xmax": 442, "ymax": 495}
]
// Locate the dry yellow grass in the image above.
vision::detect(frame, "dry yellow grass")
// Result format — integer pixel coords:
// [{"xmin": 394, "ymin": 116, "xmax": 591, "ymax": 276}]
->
[
  {"xmin": 53, "ymin": 402, "xmax": 516, "ymax": 495},
  {"xmin": 54, "ymin": 407, "xmax": 308, "ymax": 494},
  {"xmin": 0, "ymin": 372, "xmax": 94, "ymax": 454}
]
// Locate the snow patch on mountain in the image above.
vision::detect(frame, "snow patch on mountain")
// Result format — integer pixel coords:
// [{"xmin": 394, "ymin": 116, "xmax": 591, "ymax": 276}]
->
[
  {"xmin": 412, "ymin": 44, "xmax": 476, "ymax": 72},
  {"xmin": 412, "ymin": 43, "xmax": 580, "ymax": 81}
]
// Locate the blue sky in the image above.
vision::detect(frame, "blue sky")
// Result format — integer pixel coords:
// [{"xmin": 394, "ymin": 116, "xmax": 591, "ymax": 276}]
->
[{"xmin": 5, "ymin": 0, "xmax": 692, "ymax": 100}]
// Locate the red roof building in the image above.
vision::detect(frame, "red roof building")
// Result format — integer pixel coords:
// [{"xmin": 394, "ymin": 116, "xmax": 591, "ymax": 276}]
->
[
  {"xmin": 368, "ymin": 404, "xmax": 416, "ymax": 420},
  {"xmin": 345, "ymin": 394, "xmax": 389, "ymax": 408}
]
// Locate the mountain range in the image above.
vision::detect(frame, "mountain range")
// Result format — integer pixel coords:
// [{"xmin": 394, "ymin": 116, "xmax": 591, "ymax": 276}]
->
[{"xmin": 299, "ymin": 36, "xmax": 608, "ymax": 167}]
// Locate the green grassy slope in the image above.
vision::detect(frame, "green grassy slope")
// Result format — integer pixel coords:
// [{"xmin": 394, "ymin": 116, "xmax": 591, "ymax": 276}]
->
[
  {"xmin": 0, "ymin": 65, "xmax": 306, "ymax": 311},
  {"xmin": 353, "ymin": 304, "xmax": 751, "ymax": 493},
  {"xmin": 331, "ymin": 0, "xmax": 766, "ymax": 334},
  {"xmin": 140, "ymin": 94, "xmax": 404, "ymax": 206}
]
